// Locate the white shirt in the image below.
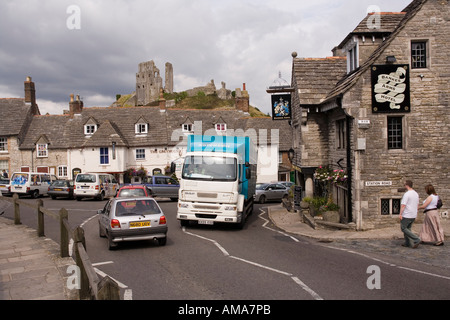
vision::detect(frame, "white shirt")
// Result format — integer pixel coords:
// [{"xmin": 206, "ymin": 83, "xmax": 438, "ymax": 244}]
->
[
  {"xmin": 401, "ymin": 189, "xmax": 419, "ymax": 218},
  {"xmin": 424, "ymin": 194, "xmax": 439, "ymax": 210}
]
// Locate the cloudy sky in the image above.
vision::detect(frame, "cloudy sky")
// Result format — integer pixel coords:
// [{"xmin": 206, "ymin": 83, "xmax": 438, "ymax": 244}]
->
[{"xmin": 0, "ymin": 0, "xmax": 411, "ymax": 115}]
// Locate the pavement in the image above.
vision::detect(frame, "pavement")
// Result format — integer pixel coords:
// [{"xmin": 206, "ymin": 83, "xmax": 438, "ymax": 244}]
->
[
  {"xmin": 0, "ymin": 216, "xmax": 77, "ymax": 300},
  {"xmin": 1, "ymin": 202, "xmax": 449, "ymax": 300}
]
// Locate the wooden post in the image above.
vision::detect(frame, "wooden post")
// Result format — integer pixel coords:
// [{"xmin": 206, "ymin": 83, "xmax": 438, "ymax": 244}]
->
[
  {"xmin": 37, "ymin": 199, "xmax": 44, "ymax": 237},
  {"xmin": 13, "ymin": 193, "xmax": 21, "ymax": 225},
  {"xmin": 74, "ymin": 227, "xmax": 90, "ymax": 299},
  {"xmin": 60, "ymin": 208, "xmax": 69, "ymax": 258},
  {"xmin": 97, "ymin": 276, "xmax": 120, "ymax": 300}
]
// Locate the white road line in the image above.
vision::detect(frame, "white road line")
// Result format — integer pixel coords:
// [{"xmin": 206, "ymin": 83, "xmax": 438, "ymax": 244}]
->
[
  {"xmin": 326, "ymin": 245, "xmax": 450, "ymax": 281},
  {"xmin": 92, "ymin": 261, "xmax": 114, "ymax": 267},
  {"xmin": 182, "ymin": 226, "xmax": 322, "ymax": 300},
  {"xmin": 258, "ymin": 208, "xmax": 299, "ymax": 242}
]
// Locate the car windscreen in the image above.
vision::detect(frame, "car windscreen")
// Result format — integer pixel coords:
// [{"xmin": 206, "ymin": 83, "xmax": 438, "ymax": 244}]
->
[
  {"xmin": 76, "ymin": 174, "xmax": 96, "ymax": 183},
  {"xmin": 182, "ymin": 156, "xmax": 237, "ymax": 182},
  {"xmin": 52, "ymin": 180, "xmax": 69, "ymax": 187},
  {"xmin": 115, "ymin": 199, "xmax": 161, "ymax": 217}
]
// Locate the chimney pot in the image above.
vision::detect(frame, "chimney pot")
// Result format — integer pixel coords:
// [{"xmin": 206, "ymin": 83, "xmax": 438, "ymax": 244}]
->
[{"xmin": 70, "ymin": 94, "xmax": 74, "ymax": 102}]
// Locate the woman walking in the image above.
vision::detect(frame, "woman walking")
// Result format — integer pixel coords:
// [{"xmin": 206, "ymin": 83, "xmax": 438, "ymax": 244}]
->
[{"xmin": 419, "ymin": 184, "xmax": 444, "ymax": 246}]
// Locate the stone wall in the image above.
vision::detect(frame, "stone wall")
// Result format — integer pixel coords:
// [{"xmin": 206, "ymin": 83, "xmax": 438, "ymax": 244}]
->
[{"xmin": 345, "ymin": 0, "xmax": 450, "ymax": 228}]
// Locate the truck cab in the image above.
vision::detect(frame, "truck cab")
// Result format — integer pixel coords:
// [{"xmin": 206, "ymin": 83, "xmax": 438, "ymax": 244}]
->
[{"xmin": 177, "ymin": 135, "xmax": 257, "ymax": 228}]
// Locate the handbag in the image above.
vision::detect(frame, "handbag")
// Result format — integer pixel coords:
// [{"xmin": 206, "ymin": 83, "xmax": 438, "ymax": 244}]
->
[{"xmin": 437, "ymin": 196, "xmax": 443, "ymax": 209}]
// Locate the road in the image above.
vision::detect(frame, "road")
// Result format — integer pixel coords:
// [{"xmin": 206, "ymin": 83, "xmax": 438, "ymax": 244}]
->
[{"xmin": 2, "ymin": 196, "xmax": 450, "ymax": 302}]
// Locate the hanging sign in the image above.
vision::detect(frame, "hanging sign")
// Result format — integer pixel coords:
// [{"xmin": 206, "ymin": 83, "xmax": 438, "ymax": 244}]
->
[
  {"xmin": 371, "ymin": 65, "xmax": 410, "ymax": 113},
  {"xmin": 271, "ymin": 94, "xmax": 292, "ymax": 120}
]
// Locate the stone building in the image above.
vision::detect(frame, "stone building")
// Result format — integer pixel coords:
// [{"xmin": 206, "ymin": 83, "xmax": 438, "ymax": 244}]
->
[
  {"xmin": 291, "ymin": 0, "xmax": 449, "ymax": 229},
  {"xmin": 135, "ymin": 60, "xmax": 173, "ymax": 106},
  {"xmin": 0, "ymin": 77, "xmax": 40, "ymax": 176}
]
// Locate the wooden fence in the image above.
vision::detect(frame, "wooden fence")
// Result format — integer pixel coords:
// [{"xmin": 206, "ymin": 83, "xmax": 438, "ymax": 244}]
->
[{"xmin": 1, "ymin": 194, "xmax": 120, "ymax": 300}]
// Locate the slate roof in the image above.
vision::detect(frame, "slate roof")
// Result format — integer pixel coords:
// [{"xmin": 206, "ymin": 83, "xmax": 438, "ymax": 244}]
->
[
  {"xmin": 337, "ymin": 12, "xmax": 406, "ymax": 49},
  {"xmin": 17, "ymin": 106, "xmax": 290, "ymax": 150},
  {"xmin": 325, "ymin": 0, "xmax": 427, "ymax": 103},
  {"xmin": 292, "ymin": 57, "xmax": 347, "ymax": 105},
  {"xmin": 0, "ymin": 99, "xmax": 33, "ymax": 136}
]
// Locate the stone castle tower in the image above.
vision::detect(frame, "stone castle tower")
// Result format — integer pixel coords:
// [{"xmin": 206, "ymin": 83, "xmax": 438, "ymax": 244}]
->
[{"xmin": 136, "ymin": 60, "xmax": 173, "ymax": 106}]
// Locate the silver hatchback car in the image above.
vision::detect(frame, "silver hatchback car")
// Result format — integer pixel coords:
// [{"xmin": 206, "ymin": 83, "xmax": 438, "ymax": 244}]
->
[{"xmin": 98, "ymin": 197, "xmax": 168, "ymax": 250}]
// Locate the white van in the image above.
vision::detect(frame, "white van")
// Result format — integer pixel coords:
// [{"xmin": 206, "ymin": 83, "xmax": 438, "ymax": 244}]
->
[
  {"xmin": 10, "ymin": 172, "xmax": 58, "ymax": 198},
  {"xmin": 74, "ymin": 173, "xmax": 119, "ymax": 201}
]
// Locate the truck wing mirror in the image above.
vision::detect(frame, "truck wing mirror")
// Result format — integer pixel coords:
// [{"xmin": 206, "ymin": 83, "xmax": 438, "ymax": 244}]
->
[{"xmin": 170, "ymin": 162, "xmax": 176, "ymax": 173}]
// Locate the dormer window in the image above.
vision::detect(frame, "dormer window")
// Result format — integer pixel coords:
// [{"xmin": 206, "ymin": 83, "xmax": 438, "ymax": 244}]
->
[
  {"xmin": 348, "ymin": 45, "xmax": 358, "ymax": 73},
  {"xmin": 37, "ymin": 144, "xmax": 48, "ymax": 158},
  {"xmin": 182, "ymin": 124, "xmax": 193, "ymax": 132},
  {"xmin": 215, "ymin": 123, "xmax": 227, "ymax": 132},
  {"xmin": 135, "ymin": 123, "xmax": 148, "ymax": 134},
  {"xmin": 84, "ymin": 124, "xmax": 97, "ymax": 135}
]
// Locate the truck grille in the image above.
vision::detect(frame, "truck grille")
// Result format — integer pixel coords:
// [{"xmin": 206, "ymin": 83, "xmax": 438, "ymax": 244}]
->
[
  {"xmin": 193, "ymin": 204, "xmax": 220, "ymax": 210},
  {"xmin": 197, "ymin": 192, "xmax": 217, "ymax": 198},
  {"xmin": 195, "ymin": 214, "xmax": 217, "ymax": 219}
]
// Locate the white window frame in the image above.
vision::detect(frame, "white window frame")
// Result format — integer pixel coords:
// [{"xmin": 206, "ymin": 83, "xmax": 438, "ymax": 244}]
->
[
  {"xmin": 215, "ymin": 123, "xmax": 227, "ymax": 132},
  {"xmin": 84, "ymin": 124, "xmax": 97, "ymax": 135},
  {"xmin": 58, "ymin": 165, "xmax": 68, "ymax": 178},
  {"xmin": 0, "ymin": 137, "xmax": 7, "ymax": 152},
  {"xmin": 182, "ymin": 124, "xmax": 193, "ymax": 132},
  {"xmin": 135, "ymin": 123, "xmax": 148, "ymax": 134},
  {"xmin": 37, "ymin": 144, "xmax": 48, "ymax": 158},
  {"xmin": 136, "ymin": 148, "xmax": 146, "ymax": 160}
]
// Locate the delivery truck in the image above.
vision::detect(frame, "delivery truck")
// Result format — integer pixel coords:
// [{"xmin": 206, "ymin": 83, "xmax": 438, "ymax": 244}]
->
[{"xmin": 177, "ymin": 135, "xmax": 257, "ymax": 228}]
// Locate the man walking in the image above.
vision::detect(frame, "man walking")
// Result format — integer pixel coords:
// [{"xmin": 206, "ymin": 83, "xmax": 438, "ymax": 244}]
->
[{"xmin": 400, "ymin": 180, "xmax": 421, "ymax": 248}]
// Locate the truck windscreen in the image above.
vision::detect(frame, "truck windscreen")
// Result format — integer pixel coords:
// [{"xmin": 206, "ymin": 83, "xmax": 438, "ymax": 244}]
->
[{"xmin": 182, "ymin": 156, "xmax": 237, "ymax": 182}]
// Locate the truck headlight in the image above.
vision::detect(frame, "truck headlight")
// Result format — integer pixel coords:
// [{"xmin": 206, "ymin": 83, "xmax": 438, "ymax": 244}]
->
[
  {"xmin": 224, "ymin": 206, "xmax": 237, "ymax": 211},
  {"xmin": 178, "ymin": 202, "xmax": 189, "ymax": 208}
]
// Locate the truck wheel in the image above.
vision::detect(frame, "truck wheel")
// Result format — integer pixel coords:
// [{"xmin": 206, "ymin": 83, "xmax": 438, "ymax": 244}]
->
[
  {"xmin": 180, "ymin": 220, "xmax": 189, "ymax": 227},
  {"xmin": 236, "ymin": 212, "xmax": 246, "ymax": 229}
]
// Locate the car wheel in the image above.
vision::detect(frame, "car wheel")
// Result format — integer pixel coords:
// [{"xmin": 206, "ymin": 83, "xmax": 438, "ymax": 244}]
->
[
  {"xmin": 259, "ymin": 195, "xmax": 266, "ymax": 204},
  {"xmin": 107, "ymin": 233, "xmax": 118, "ymax": 250},
  {"xmin": 98, "ymin": 192, "xmax": 105, "ymax": 201},
  {"xmin": 51, "ymin": 195, "xmax": 56, "ymax": 200},
  {"xmin": 98, "ymin": 222, "xmax": 106, "ymax": 238},
  {"xmin": 158, "ymin": 237, "xmax": 167, "ymax": 246},
  {"xmin": 31, "ymin": 190, "xmax": 39, "ymax": 199}
]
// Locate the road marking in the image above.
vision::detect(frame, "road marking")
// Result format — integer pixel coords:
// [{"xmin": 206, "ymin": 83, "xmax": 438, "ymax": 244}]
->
[
  {"xmin": 327, "ymin": 245, "xmax": 450, "ymax": 281},
  {"xmin": 182, "ymin": 226, "xmax": 322, "ymax": 300},
  {"xmin": 258, "ymin": 208, "xmax": 299, "ymax": 242},
  {"xmin": 92, "ymin": 261, "xmax": 114, "ymax": 267}
]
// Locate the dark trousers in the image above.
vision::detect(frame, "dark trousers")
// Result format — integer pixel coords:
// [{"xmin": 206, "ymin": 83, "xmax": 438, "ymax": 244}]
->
[{"xmin": 401, "ymin": 218, "xmax": 421, "ymax": 247}]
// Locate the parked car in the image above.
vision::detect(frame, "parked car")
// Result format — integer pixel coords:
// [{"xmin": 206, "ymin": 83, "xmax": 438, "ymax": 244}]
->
[
  {"xmin": 10, "ymin": 172, "xmax": 58, "ymax": 198},
  {"xmin": 74, "ymin": 173, "xmax": 119, "ymax": 201},
  {"xmin": 48, "ymin": 180, "xmax": 74, "ymax": 200},
  {"xmin": 116, "ymin": 185, "xmax": 151, "ymax": 198},
  {"xmin": 277, "ymin": 181, "xmax": 295, "ymax": 189},
  {"xmin": 254, "ymin": 183, "xmax": 289, "ymax": 204},
  {"xmin": 98, "ymin": 197, "xmax": 168, "ymax": 250},
  {"xmin": 0, "ymin": 177, "xmax": 11, "ymax": 196}
]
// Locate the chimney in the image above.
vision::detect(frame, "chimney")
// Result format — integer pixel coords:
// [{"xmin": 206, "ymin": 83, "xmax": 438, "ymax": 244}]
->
[
  {"xmin": 69, "ymin": 93, "xmax": 83, "ymax": 116},
  {"xmin": 235, "ymin": 83, "xmax": 249, "ymax": 113},
  {"xmin": 24, "ymin": 76, "xmax": 36, "ymax": 106},
  {"xmin": 24, "ymin": 76, "xmax": 40, "ymax": 115}
]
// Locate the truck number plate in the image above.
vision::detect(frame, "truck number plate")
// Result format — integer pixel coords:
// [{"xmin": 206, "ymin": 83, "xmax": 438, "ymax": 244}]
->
[{"xmin": 198, "ymin": 220, "xmax": 214, "ymax": 225}]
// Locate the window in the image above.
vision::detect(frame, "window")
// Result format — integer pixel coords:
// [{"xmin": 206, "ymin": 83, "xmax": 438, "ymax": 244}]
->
[
  {"xmin": 387, "ymin": 117, "xmax": 403, "ymax": 149},
  {"xmin": 336, "ymin": 119, "xmax": 346, "ymax": 149},
  {"xmin": 100, "ymin": 147, "xmax": 109, "ymax": 164},
  {"xmin": 37, "ymin": 144, "xmax": 48, "ymax": 157},
  {"xmin": 381, "ymin": 199, "xmax": 401, "ymax": 215},
  {"xmin": 348, "ymin": 45, "xmax": 358, "ymax": 73},
  {"xmin": 136, "ymin": 148, "xmax": 146, "ymax": 160},
  {"xmin": 182, "ymin": 124, "xmax": 193, "ymax": 132},
  {"xmin": 215, "ymin": 123, "xmax": 227, "ymax": 132},
  {"xmin": 58, "ymin": 166, "xmax": 68, "ymax": 178},
  {"xmin": 411, "ymin": 41, "xmax": 427, "ymax": 69},
  {"xmin": 135, "ymin": 123, "xmax": 148, "ymax": 134},
  {"xmin": 0, "ymin": 137, "xmax": 7, "ymax": 152},
  {"xmin": 84, "ymin": 124, "xmax": 97, "ymax": 135}
]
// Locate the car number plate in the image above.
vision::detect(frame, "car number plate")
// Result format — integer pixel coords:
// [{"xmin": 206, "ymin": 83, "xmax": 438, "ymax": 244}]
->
[
  {"xmin": 129, "ymin": 221, "xmax": 150, "ymax": 228},
  {"xmin": 198, "ymin": 220, "xmax": 214, "ymax": 225},
  {"xmin": 54, "ymin": 188, "xmax": 63, "ymax": 191}
]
